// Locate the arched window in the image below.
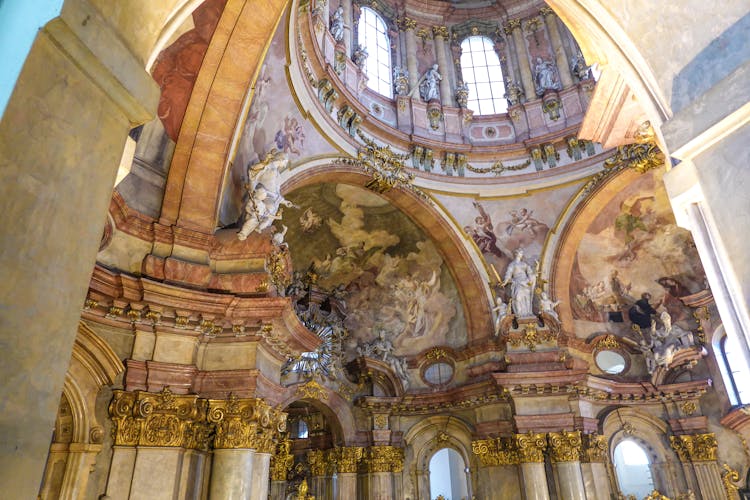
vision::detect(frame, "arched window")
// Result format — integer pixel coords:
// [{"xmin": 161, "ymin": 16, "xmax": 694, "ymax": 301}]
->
[
  {"xmin": 716, "ymin": 327, "xmax": 750, "ymax": 405},
  {"xmin": 613, "ymin": 440, "xmax": 654, "ymax": 498},
  {"xmin": 429, "ymin": 448, "xmax": 469, "ymax": 500},
  {"xmin": 459, "ymin": 36, "xmax": 507, "ymax": 115},
  {"xmin": 357, "ymin": 7, "xmax": 392, "ymax": 97}
]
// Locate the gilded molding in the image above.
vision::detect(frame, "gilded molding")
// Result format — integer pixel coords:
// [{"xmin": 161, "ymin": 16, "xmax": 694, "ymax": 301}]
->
[
  {"xmin": 425, "ymin": 347, "xmax": 449, "ymax": 360},
  {"xmin": 362, "ymin": 445, "xmax": 404, "ymax": 473},
  {"xmin": 539, "ymin": 6, "xmax": 555, "ymax": 17},
  {"xmin": 472, "ymin": 437, "xmax": 519, "ymax": 466},
  {"xmin": 596, "ymin": 335, "xmax": 620, "ymax": 350},
  {"xmin": 548, "ymin": 431, "xmax": 582, "ymax": 463},
  {"xmin": 109, "ymin": 388, "xmax": 211, "ymax": 450},
  {"xmin": 515, "ymin": 432, "xmax": 547, "ymax": 463},
  {"xmin": 581, "ymin": 434, "xmax": 608, "ymax": 463},
  {"xmin": 296, "ymin": 380, "xmax": 329, "ymax": 400},
  {"xmin": 207, "ymin": 394, "xmax": 287, "ymax": 452},
  {"xmin": 603, "ymin": 142, "xmax": 664, "ymax": 174},
  {"xmin": 271, "ymin": 439, "xmax": 294, "ymax": 481},
  {"xmin": 670, "ymin": 433, "xmax": 718, "ymax": 462}
]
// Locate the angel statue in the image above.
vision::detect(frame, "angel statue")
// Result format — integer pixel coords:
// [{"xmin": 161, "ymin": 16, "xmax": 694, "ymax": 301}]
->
[{"xmin": 237, "ymin": 150, "xmax": 295, "ymax": 240}]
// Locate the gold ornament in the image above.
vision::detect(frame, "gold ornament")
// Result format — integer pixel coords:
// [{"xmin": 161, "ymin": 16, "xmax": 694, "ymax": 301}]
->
[
  {"xmin": 603, "ymin": 142, "xmax": 664, "ymax": 174},
  {"xmin": 425, "ymin": 347, "xmax": 448, "ymax": 360},
  {"xmin": 333, "ymin": 446, "xmax": 364, "ymax": 473},
  {"xmin": 207, "ymin": 394, "xmax": 287, "ymax": 452},
  {"xmin": 296, "ymin": 380, "xmax": 329, "ymax": 401},
  {"xmin": 109, "ymin": 389, "xmax": 210, "ymax": 450},
  {"xmin": 548, "ymin": 431, "xmax": 582, "ymax": 463},
  {"xmin": 670, "ymin": 433, "xmax": 718, "ymax": 462},
  {"xmin": 596, "ymin": 335, "xmax": 620, "ymax": 350},
  {"xmin": 362, "ymin": 445, "xmax": 404, "ymax": 473},
  {"xmin": 308, "ymin": 449, "xmax": 328, "ymax": 476},
  {"xmin": 581, "ymin": 434, "xmax": 608, "ymax": 463},
  {"xmin": 270, "ymin": 439, "xmax": 294, "ymax": 481},
  {"xmin": 472, "ymin": 437, "xmax": 519, "ymax": 466},
  {"xmin": 432, "ymin": 26, "xmax": 449, "ymax": 39},
  {"xmin": 515, "ymin": 432, "xmax": 547, "ymax": 463},
  {"xmin": 721, "ymin": 463, "xmax": 740, "ymax": 500}
]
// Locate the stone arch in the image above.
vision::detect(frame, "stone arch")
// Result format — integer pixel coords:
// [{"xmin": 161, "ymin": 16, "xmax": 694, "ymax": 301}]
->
[
  {"xmin": 277, "ymin": 387, "xmax": 359, "ymax": 447},
  {"xmin": 402, "ymin": 415, "xmax": 475, "ymax": 500},
  {"xmin": 601, "ymin": 407, "xmax": 686, "ymax": 497},
  {"xmin": 38, "ymin": 322, "xmax": 124, "ymax": 499},
  {"xmin": 280, "ymin": 161, "xmax": 493, "ymax": 343}
]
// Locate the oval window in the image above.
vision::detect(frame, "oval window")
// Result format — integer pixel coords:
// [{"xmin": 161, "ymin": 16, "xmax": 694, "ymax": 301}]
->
[
  {"xmin": 595, "ymin": 350, "xmax": 626, "ymax": 374},
  {"xmin": 423, "ymin": 362, "xmax": 454, "ymax": 386}
]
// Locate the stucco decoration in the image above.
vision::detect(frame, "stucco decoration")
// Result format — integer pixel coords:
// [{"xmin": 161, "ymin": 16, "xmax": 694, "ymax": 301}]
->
[
  {"xmin": 569, "ymin": 169, "xmax": 707, "ymax": 337},
  {"xmin": 283, "ymin": 183, "xmax": 467, "ymax": 359}
]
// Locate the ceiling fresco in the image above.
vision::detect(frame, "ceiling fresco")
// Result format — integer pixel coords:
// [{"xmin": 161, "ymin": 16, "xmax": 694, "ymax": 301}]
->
[
  {"xmin": 569, "ymin": 169, "xmax": 708, "ymax": 339},
  {"xmin": 282, "ymin": 183, "xmax": 467, "ymax": 359}
]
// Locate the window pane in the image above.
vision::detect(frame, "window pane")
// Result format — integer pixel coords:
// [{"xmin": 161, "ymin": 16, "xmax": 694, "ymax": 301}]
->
[
  {"xmin": 358, "ymin": 7, "xmax": 392, "ymax": 98},
  {"xmin": 460, "ymin": 36, "xmax": 507, "ymax": 116}
]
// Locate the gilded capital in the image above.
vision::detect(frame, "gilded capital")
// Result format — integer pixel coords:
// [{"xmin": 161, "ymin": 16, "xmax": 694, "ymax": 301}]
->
[
  {"xmin": 504, "ymin": 19, "xmax": 521, "ymax": 35},
  {"xmin": 548, "ymin": 431, "xmax": 582, "ymax": 463},
  {"xmin": 208, "ymin": 394, "xmax": 287, "ymax": 451},
  {"xmin": 334, "ymin": 446, "xmax": 364, "ymax": 473},
  {"xmin": 432, "ymin": 25, "xmax": 449, "ymax": 39},
  {"xmin": 308, "ymin": 449, "xmax": 328, "ymax": 476},
  {"xmin": 515, "ymin": 432, "xmax": 547, "ymax": 463},
  {"xmin": 472, "ymin": 437, "xmax": 519, "ymax": 466},
  {"xmin": 397, "ymin": 17, "xmax": 417, "ymax": 31},
  {"xmin": 270, "ymin": 439, "xmax": 294, "ymax": 481},
  {"xmin": 539, "ymin": 6, "xmax": 555, "ymax": 17},
  {"xmin": 362, "ymin": 445, "xmax": 404, "ymax": 473},
  {"xmin": 109, "ymin": 388, "xmax": 210, "ymax": 450},
  {"xmin": 670, "ymin": 433, "xmax": 717, "ymax": 462},
  {"xmin": 581, "ymin": 434, "xmax": 608, "ymax": 463}
]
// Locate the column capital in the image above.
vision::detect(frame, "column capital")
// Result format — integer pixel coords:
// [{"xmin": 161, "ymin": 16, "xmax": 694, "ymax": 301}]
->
[
  {"xmin": 504, "ymin": 19, "xmax": 522, "ymax": 35},
  {"xmin": 539, "ymin": 6, "xmax": 555, "ymax": 17},
  {"xmin": 432, "ymin": 25, "xmax": 449, "ymax": 39},
  {"xmin": 307, "ymin": 449, "xmax": 329, "ymax": 476},
  {"xmin": 472, "ymin": 437, "xmax": 519, "ymax": 466},
  {"xmin": 207, "ymin": 394, "xmax": 286, "ymax": 452},
  {"xmin": 515, "ymin": 432, "xmax": 547, "ymax": 463},
  {"xmin": 548, "ymin": 431, "xmax": 582, "ymax": 463},
  {"xmin": 109, "ymin": 388, "xmax": 211, "ymax": 450},
  {"xmin": 361, "ymin": 445, "xmax": 404, "ymax": 473},
  {"xmin": 581, "ymin": 433, "xmax": 608, "ymax": 463},
  {"xmin": 397, "ymin": 17, "xmax": 417, "ymax": 31},
  {"xmin": 670, "ymin": 433, "xmax": 718, "ymax": 462},
  {"xmin": 334, "ymin": 446, "xmax": 365, "ymax": 473},
  {"xmin": 270, "ymin": 438, "xmax": 294, "ymax": 481}
]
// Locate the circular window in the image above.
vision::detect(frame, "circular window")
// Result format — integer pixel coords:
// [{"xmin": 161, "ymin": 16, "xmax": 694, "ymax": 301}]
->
[
  {"xmin": 423, "ymin": 362, "xmax": 454, "ymax": 386},
  {"xmin": 595, "ymin": 350, "xmax": 626, "ymax": 374}
]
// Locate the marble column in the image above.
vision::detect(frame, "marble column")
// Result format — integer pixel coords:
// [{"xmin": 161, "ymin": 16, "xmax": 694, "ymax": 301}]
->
[
  {"xmin": 549, "ymin": 432, "xmax": 586, "ymax": 500},
  {"xmin": 107, "ymin": 390, "xmax": 211, "ymax": 500},
  {"xmin": 207, "ymin": 396, "xmax": 287, "ymax": 500},
  {"xmin": 0, "ymin": 3, "xmax": 158, "ymax": 496},
  {"xmin": 432, "ymin": 26, "xmax": 453, "ymax": 106},
  {"xmin": 580, "ymin": 434, "xmax": 611, "ymax": 500},
  {"xmin": 505, "ymin": 19, "xmax": 536, "ymax": 102},
  {"xmin": 670, "ymin": 433, "xmax": 724, "ymax": 499},
  {"xmin": 334, "ymin": 446, "xmax": 363, "ymax": 500},
  {"xmin": 399, "ymin": 18, "xmax": 419, "ymax": 92},
  {"xmin": 361, "ymin": 446, "xmax": 404, "ymax": 500},
  {"xmin": 269, "ymin": 481, "xmax": 287, "ymax": 500},
  {"xmin": 308, "ymin": 449, "xmax": 332, "ymax": 499},
  {"xmin": 539, "ymin": 7, "xmax": 573, "ymax": 88},
  {"xmin": 341, "ymin": 0, "xmax": 353, "ymax": 55},
  {"xmin": 209, "ymin": 449, "xmax": 256, "ymax": 499},
  {"xmin": 516, "ymin": 433, "xmax": 550, "ymax": 500},
  {"xmin": 472, "ymin": 437, "xmax": 523, "ymax": 499}
]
